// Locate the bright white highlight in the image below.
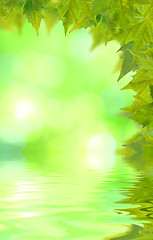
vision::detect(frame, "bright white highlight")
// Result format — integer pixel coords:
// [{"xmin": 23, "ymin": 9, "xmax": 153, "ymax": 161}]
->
[
  {"xmin": 14, "ymin": 99, "xmax": 45, "ymax": 132},
  {"xmin": 15, "ymin": 100, "xmax": 35, "ymax": 120},
  {"xmin": 87, "ymin": 134, "xmax": 116, "ymax": 170}
]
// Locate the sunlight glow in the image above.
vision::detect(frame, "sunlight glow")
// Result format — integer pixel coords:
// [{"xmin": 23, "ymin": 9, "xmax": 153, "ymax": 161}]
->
[
  {"xmin": 87, "ymin": 134, "xmax": 116, "ymax": 170},
  {"xmin": 13, "ymin": 99, "xmax": 45, "ymax": 132},
  {"xmin": 15, "ymin": 100, "xmax": 35, "ymax": 120}
]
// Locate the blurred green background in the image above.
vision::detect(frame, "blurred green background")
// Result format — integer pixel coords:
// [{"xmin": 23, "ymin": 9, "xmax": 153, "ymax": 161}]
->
[
  {"xmin": 0, "ymin": 20, "xmax": 137, "ymax": 171},
  {"xmin": 0, "ymin": 20, "xmax": 143, "ymax": 240}
]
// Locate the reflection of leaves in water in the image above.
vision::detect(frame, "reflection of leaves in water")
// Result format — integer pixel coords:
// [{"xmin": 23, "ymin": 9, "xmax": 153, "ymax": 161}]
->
[
  {"xmin": 113, "ymin": 138, "xmax": 153, "ymax": 239},
  {"xmin": 107, "ymin": 224, "xmax": 142, "ymax": 240}
]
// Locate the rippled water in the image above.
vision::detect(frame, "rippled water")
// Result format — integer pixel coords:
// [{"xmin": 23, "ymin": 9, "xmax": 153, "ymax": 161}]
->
[{"xmin": 0, "ymin": 147, "xmax": 151, "ymax": 240}]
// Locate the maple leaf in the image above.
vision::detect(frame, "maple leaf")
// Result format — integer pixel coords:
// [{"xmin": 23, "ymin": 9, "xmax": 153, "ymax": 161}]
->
[
  {"xmin": 23, "ymin": 0, "xmax": 46, "ymax": 34},
  {"xmin": 4, "ymin": 0, "xmax": 24, "ymax": 16},
  {"xmin": 57, "ymin": 0, "xmax": 80, "ymax": 34},
  {"xmin": 122, "ymin": 82, "xmax": 152, "ymax": 114},
  {"xmin": 122, "ymin": 47, "xmax": 153, "ymax": 114},
  {"xmin": 124, "ymin": 4, "xmax": 153, "ymax": 50},
  {"xmin": 117, "ymin": 42, "xmax": 139, "ymax": 81},
  {"xmin": 57, "ymin": 0, "xmax": 93, "ymax": 34},
  {"xmin": 131, "ymin": 103, "xmax": 153, "ymax": 127}
]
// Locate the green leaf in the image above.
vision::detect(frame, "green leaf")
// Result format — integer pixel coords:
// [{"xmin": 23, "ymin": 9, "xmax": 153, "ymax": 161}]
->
[
  {"xmin": 131, "ymin": 103, "xmax": 153, "ymax": 127},
  {"xmin": 118, "ymin": 42, "xmax": 139, "ymax": 81},
  {"xmin": 23, "ymin": 0, "xmax": 45, "ymax": 34},
  {"xmin": 122, "ymin": 47, "xmax": 153, "ymax": 114},
  {"xmin": 124, "ymin": 4, "xmax": 153, "ymax": 50},
  {"xmin": 57, "ymin": 0, "xmax": 93, "ymax": 34}
]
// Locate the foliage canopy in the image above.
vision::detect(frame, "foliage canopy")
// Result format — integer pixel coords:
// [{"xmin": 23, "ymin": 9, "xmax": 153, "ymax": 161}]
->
[{"xmin": 0, "ymin": 0, "xmax": 153, "ymax": 152}]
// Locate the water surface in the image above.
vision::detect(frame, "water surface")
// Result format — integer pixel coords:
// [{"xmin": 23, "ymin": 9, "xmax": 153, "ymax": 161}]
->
[{"xmin": 0, "ymin": 148, "xmax": 148, "ymax": 240}]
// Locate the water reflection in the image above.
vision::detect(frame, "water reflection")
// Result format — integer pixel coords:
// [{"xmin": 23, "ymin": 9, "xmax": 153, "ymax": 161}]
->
[
  {"xmin": 0, "ymin": 141, "xmax": 142, "ymax": 240},
  {"xmin": 110, "ymin": 143, "xmax": 153, "ymax": 240}
]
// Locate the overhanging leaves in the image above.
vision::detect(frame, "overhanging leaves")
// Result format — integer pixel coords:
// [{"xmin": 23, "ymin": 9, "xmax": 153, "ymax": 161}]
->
[
  {"xmin": 117, "ymin": 42, "xmax": 139, "ymax": 81},
  {"xmin": 23, "ymin": 0, "xmax": 45, "ymax": 34}
]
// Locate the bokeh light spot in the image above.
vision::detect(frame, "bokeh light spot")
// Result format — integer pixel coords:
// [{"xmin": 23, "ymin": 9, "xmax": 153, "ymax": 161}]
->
[
  {"xmin": 87, "ymin": 134, "xmax": 116, "ymax": 170},
  {"xmin": 15, "ymin": 100, "xmax": 35, "ymax": 120},
  {"xmin": 14, "ymin": 99, "xmax": 45, "ymax": 132}
]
